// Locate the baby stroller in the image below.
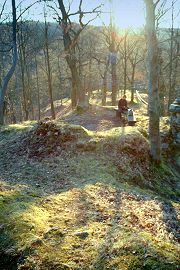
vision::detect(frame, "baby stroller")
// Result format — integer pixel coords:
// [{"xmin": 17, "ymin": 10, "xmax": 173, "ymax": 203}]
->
[
  {"xmin": 127, "ymin": 108, "xmax": 136, "ymax": 126},
  {"xmin": 117, "ymin": 108, "xmax": 136, "ymax": 126}
]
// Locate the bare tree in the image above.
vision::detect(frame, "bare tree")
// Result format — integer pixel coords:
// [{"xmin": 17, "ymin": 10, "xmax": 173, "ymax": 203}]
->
[
  {"xmin": 102, "ymin": 24, "xmax": 121, "ymax": 105},
  {"xmin": 0, "ymin": 0, "xmax": 17, "ymax": 125},
  {"xmin": 168, "ymin": 0, "xmax": 180, "ymax": 108},
  {"xmin": 43, "ymin": 6, "xmax": 55, "ymax": 119},
  {"xmin": 154, "ymin": 0, "xmax": 180, "ymax": 115},
  {"xmin": 34, "ymin": 52, "xmax": 41, "ymax": 120},
  {"xmin": 122, "ymin": 31, "xmax": 128, "ymax": 95},
  {"xmin": 54, "ymin": 0, "xmax": 101, "ymax": 108},
  {"xmin": 126, "ymin": 33, "xmax": 145, "ymax": 102},
  {"xmin": 17, "ymin": 19, "xmax": 30, "ymax": 120},
  {"xmin": 93, "ymin": 54, "xmax": 109, "ymax": 106}
]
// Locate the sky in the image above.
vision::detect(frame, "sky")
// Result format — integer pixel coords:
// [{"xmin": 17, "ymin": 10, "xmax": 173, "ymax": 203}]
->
[{"xmin": 1, "ymin": 0, "xmax": 180, "ymax": 29}]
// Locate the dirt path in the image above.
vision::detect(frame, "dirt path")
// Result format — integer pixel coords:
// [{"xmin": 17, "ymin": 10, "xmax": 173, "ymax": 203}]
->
[{"xmin": 60, "ymin": 105, "xmax": 124, "ymax": 131}]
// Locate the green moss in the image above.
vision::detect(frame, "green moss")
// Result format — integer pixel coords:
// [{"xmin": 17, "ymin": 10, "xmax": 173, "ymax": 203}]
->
[
  {"xmin": 0, "ymin": 121, "xmax": 36, "ymax": 133},
  {"xmin": 138, "ymin": 127, "xmax": 149, "ymax": 138},
  {"xmin": 142, "ymin": 257, "xmax": 177, "ymax": 270},
  {"xmin": 127, "ymin": 256, "xmax": 143, "ymax": 269},
  {"xmin": 0, "ymin": 182, "xmax": 179, "ymax": 269},
  {"xmin": 95, "ymin": 126, "xmax": 140, "ymax": 138},
  {"xmin": 66, "ymin": 154, "xmax": 119, "ymax": 186},
  {"xmin": 127, "ymin": 256, "xmax": 178, "ymax": 270}
]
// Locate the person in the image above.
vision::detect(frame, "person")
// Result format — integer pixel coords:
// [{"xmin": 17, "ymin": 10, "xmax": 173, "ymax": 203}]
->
[{"xmin": 118, "ymin": 95, "xmax": 128, "ymax": 119}]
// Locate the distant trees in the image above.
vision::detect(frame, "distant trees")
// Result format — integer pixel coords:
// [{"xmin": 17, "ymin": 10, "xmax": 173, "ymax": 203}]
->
[
  {"xmin": 167, "ymin": 1, "xmax": 180, "ymax": 108},
  {"xmin": 126, "ymin": 33, "xmax": 145, "ymax": 102},
  {"xmin": 0, "ymin": 0, "xmax": 179, "ymax": 128},
  {"xmin": 0, "ymin": 0, "xmax": 17, "ymax": 125},
  {"xmin": 156, "ymin": 0, "xmax": 180, "ymax": 114},
  {"xmin": 92, "ymin": 29, "xmax": 110, "ymax": 106},
  {"xmin": 122, "ymin": 31, "xmax": 128, "ymax": 95}
]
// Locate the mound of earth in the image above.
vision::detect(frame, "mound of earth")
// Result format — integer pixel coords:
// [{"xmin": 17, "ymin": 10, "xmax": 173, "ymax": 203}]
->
[
  {"xmin": 6, "ymin": 121, "xmax": 88, "ymax": 159},
  {"xmin": 26, "ymin": 121, "xmax": 76, "ymax": 158},
  {"xmin": 103, "ymin": 132, "xmax": 150, "ymax": 179}
]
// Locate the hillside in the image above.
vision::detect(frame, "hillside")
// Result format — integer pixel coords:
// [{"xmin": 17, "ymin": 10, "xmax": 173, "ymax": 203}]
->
[{"xmin": 0, "ymin": 96, "xmax": 180, "ymax": 270}]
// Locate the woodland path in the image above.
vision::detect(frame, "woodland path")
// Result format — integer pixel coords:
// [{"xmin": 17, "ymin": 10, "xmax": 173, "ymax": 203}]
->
[
  {"xmin": 60, "ymin": 105, "xmax": 129, "ymax": 131},
  {"xmin": 55, "ymin": 91, "xmax": 148, "ymax": 131}
]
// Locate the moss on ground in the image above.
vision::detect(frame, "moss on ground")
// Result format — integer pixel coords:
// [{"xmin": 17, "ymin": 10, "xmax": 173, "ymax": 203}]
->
[
  {"xmin": 0, "ymin": 183, "xmax": 179, "ymax": 269},
  {"xmin": 0, "ymin": 120, "xmax": 179, "ymax": 270},
  {"xmin": 0, "ymin": 121, "xmax": 36, "ymax": 133}
]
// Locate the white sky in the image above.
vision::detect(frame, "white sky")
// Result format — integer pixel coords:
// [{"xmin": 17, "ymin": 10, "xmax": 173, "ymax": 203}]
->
[{"xmin": 1, "ymin": 0, "xmax": 180, "ymax": 29}]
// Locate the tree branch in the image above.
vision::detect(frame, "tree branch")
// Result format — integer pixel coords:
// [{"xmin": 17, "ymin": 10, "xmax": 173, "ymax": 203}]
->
[
  {"xmin": 154, "ymin": 0, "xmax": 161, "ymax": 8},
  {"xmin": 0, "ymin": 0, "xmax": 7, "ymax": 20}
]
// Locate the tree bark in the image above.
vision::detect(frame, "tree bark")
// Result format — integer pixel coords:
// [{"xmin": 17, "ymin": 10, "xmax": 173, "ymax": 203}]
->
[
  {"xmin": 19, "ymin": 47, "xmax": 28, "ymax": 120},
  {"xmin": 169, "ymin": 31, "xmax": 179, "ymax": 109},
  {"xmin": 123, "ymin": 33, "xmax": 127, "ymax": 95},
  {"xmin": 102, "ymin": 70, "xmax": 108, "ymax": 106},
  {"xmin": 57, "ymin": 0, "xmax": 85, "ymax": 108},
  {"xmin": 66, "ymin": 50, "xmax": 82, "ymax": 108},
  {"xmin": 35, "ymin": 53, "xmax": 41, "ymax": 120},
  {"xmin": 168, "ymin": 0, "xmax": 174, "ymax": 109},
  {"xmin": 44, "ymin": 14, "xmax": 55, "ymax": 119},
  {"xmin": 145, "ymin": 0, "xmax": 161, "ymax": 163},
  {"xmin": 17, "ymin": 18, "xmax": 30, "ymax": 120},
  {"xmin": 8, "ymin": 95, "xmax": 16, "ymax": 124},
  {"xmin": 130, "ymin": 64, "xmax": 135, "ymax": 102},
  {"xmin": 57, "ymin": 41, "xmax": 63, "ymax": 106}
]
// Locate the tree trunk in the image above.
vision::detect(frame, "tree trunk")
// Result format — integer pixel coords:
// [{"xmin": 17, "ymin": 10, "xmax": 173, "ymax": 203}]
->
[
  {"xmin": 57, "ymin": 41, "xmax": 63, "ymax": 106},
  {"xmin": 57, "ymin": 0, "xmax": 86, "ymax": 108},
  {"xmin": 26, "ymin": 64, "xmax": 34, "ymax": 120},
  {"xmin": 123, "ymin": 33, "xmax": 127, "ymax": 95},
  {"xmin": 88, "ymin": 58, "xmax": 92, "ymax": 97},
  {"xmin": 102, "ymin": 79, "xmax": 107, "ymax": 106},
  {"xmin": 145, "ymin": 0, "xmax": 161, "ymax": 164},
  {"xmin": 158, "ymin": 71, "xmax": 166, "ymax": 116},
  {"xmin": 102, "ymin": 71, "xmax": 107, "ymax": 106},
  {"xmin": 18, "ymin": 22, "xmax": 29, "ymax": 121},
  {"xmin": 35, "ymin": 53, "xmax": 41, "ymax": 121},
  {"xmin": 111, "ymin": 61, "xmax": 117, "ymax": 105},
  {"xmin": 0, "ymin": 0, "xmax": 17, "ymax": 125},
  {"xmin": 8, "ymin": 96, "xmax": 16, "ymax": 124},
  {"xmin": 130, "ymin": 65, "xmax": 135, "ymax": 102},
  {"xmin": 44, "ymin": 15, "xmax": 55, "ymax": 119},
  {"xmin": 67, "ymin": 63, "xmax": 80, "ymax": 109},
  {"xmin": 131, "ymin": 87, "xmax": 135, "ymax": 103},
  {"xmin": 0, "ymin": 104, "xmax": 4, "ymax": 125},
  {"xmin": 67, "ymin": 55, "xmax": 83, "ymax": 108},
  {"xmin": 170, "ymin": 33, "xmax": 179, "ymax": 108},
  {"xmin": 71, "ymin": 71, "xmax": 78, "ymax": 108},
  {"xmin": 168, "ymin": 0, "xmax": 174, "ymax": 109}
]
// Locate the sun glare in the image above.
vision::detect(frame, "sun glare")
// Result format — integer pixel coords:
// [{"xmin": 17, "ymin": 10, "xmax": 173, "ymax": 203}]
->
[{"xmin": 104, "ymin": 0, "xmax": 145, "ymax": 29}]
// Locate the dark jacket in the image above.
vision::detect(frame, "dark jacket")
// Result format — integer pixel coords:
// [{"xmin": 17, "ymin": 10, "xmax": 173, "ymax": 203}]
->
[{"xmin": 118, "ymin": 98, "xmax": 127, "ymax": 110}]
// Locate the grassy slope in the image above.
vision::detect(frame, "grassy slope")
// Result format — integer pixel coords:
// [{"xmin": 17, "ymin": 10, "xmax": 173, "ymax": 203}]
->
[{"xmin": 0, "ymin": 117, "xmax": 180, "ymax": 269}]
